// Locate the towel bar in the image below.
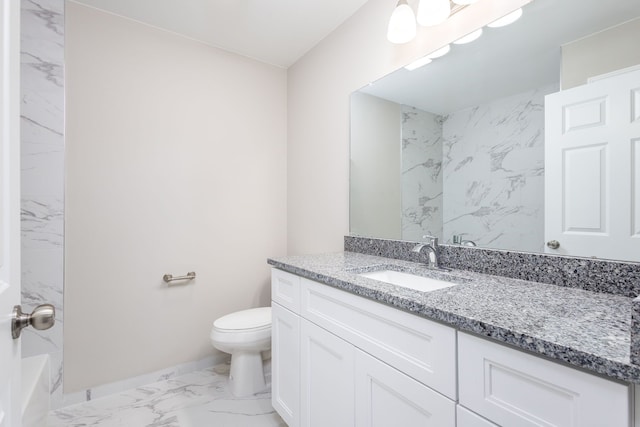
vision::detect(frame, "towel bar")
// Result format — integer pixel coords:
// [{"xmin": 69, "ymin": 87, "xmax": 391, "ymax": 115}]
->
[{"xmin": 163, "ymin": 271, "xmax": 196, "ymax": 283}]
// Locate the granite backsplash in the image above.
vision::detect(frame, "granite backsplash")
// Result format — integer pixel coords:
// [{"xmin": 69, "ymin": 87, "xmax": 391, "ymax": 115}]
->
[{"xmin": 345, "ymin": 236, "xmax": 640, "ymax": 298}]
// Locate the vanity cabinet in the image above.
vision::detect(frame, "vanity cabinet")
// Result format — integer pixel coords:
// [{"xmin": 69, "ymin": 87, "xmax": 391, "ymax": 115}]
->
[
  {"xmin": 271, "ymin": 268, "xmax": 632, "ymax": 427},
  {"xmin": 458, "ymin": 332, "xmax": 631, "ymax": 427},
  {"xmin": 355, "ymin": 349, "xmax": 455, "ymax": 425},
  {"xmin": 456, "ymin": 406, "xmax": 498, "ymax": 427},
  {"xmin": 272, "ymin": 303, "xmax": 300, "ymax": 427},
  {"xmin": 300, "ymin": 319, "xmax": 355, "ymax": 426},
  {"xmin": 271, "ymin": 268, "xmax": 456, "ymax": 426}
]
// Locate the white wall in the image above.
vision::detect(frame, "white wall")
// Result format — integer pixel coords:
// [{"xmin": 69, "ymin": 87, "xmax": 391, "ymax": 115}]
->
[
  {"xmin": 65, "ymin": 2, "xmax": 287, "ymax": 392},
  {"xmin": 562, "ymin": 17, "xmax": 640, "ymax": 89},
  {"xmin": 350, "ymin": 92, "xmax": 401, "ymax": 238},
  {"xmin": 287, "ymin": 0, "xmax": 531, "ymax": 254}
]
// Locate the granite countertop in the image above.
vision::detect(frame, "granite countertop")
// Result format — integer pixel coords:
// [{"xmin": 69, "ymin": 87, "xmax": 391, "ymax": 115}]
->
[{"xmin": 268, "ymin": 251, "xmax": 640, "ymax": 384}]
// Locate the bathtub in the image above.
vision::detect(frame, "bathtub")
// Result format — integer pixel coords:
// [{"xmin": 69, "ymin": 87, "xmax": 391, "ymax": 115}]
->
[{"xmin": 21, "ymin": 354, "xmax": 50, "ymax": 427}]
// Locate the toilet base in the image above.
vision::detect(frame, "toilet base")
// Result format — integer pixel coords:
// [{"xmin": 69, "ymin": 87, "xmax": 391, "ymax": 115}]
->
[{"xmin": 229, "ymin": 351, "xmax": 266, "ymax": 397}]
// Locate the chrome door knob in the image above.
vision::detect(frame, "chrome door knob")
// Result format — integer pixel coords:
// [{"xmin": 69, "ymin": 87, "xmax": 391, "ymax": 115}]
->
[
  {"xmin": 11, "ymin": 304, "xmax": 55, "ymax": 339},
  {"xmin": 546, "ymin": 240, "xmax": 560, "ymax": 249}
]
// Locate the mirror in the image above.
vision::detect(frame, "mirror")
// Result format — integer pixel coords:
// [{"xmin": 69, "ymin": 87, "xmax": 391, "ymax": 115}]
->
[{"xmin": 350, "ymin": 0, "xmax": 640, "ymax": 262}]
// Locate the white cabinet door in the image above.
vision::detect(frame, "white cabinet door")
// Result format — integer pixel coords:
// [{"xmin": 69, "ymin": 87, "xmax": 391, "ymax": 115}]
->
[
  {"xmin": 272, "ymin": 303, "xmax": 300, "ymax": 427},
  {"xmin": 0, "ymin": 2, "xmax": 22, "ymax": 426},
  {"xmin": 457, "ymin": 405, "xmax": 498, "ymax": 427},
  {"xmin": 355, "ymin": 350, "xmax": 455, "ymax": 427},
  {"xmin": 459, "ymin": 333, "xmax": 631, "ymax": 427},
  {"xmin": 545, "ymin": 68, "xmax": 640, "ymax": 259},
  {"xmin": 300, "ymin": 319, "xmax": 355, "ymax": 427},
  {"xmin": 301, "ymin": 277, "xmax": 456, "ymax": 399}
]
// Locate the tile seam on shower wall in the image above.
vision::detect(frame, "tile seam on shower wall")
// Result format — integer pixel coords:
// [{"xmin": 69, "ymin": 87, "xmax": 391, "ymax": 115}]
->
[{"xmin": 344, "ymin": 236, "xmax": 640, "ymax": 298}]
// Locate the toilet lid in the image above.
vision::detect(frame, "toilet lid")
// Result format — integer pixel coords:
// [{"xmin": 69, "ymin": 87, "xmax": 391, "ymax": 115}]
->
[{"xmin": 213, "ymin": 307, "xmax": 272, "ymax": 331}]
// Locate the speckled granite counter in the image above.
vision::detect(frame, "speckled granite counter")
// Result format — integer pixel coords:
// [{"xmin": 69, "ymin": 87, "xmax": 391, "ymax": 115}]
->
[{"xmin": 268, "ymin": 251, "xmax": 640, "ymax": 384}]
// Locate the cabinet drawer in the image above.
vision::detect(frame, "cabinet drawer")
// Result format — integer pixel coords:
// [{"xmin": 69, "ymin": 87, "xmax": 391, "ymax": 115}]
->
[
  {"xmin": 457, "ymin": 405, "xmax": 498, "ymax": 427},
  {"xmin": 272, "ymin": 269, "xmax": 301, "ymax": 314},
  {"xmin": 356, "ymin": 350, "xmax": 455, "ymax": 426},
  {"xmin": 301, "ymin": 277, "xmax": 457, "ymax": 399},
  {"xmin": 458, "ymin": 332, "xmax": 631, "ymax": 427}
]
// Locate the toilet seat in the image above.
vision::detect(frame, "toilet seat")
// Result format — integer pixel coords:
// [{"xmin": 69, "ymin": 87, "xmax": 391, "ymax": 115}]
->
[{"xmin": 213, "ymin": 307, "xmax": 271, "ymax": 331}]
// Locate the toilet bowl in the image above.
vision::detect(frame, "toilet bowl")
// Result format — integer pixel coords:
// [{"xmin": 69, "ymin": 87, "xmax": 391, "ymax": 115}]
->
[{"xmin": 210, "ymin": 306, "xmax": 272, "ymax": 397}]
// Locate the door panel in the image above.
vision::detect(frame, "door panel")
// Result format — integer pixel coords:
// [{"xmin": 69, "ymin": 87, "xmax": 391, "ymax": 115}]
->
[
  {"xmin": 562, "ymin": 143, "xmax": 607, "ymax": 233},
  {"xmin": 562, "ymin": 96, "xmax": 607, "ymax": 133}
]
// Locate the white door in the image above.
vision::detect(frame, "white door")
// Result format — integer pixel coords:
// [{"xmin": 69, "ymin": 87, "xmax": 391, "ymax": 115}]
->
[
  {"xmin": 354, "ymin": 349, "xmax": 455, "ymax": 426},
  {"xmin": 545, "ymin": 68, "xmax": 640, "ymax": 260},
  {"xmin": 300, "ymin": 319, "xmax": 355, "ymax": 427},
  {"xmin": 0, "ymin": 1, "xmax": 22, "ymax": 426}
]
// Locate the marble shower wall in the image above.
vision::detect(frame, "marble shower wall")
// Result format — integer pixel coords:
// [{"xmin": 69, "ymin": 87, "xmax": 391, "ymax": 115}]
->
[
  {"xmin": 401, "ymin": 106, "xmax": 443, "ymax": 241},
  {"xmin": 20, "ymin": 0, "xmax": 65, "ymax": 409},
  {"xmin": 441, "ymin": 84, "xmax": 558, "ymax": 252}
]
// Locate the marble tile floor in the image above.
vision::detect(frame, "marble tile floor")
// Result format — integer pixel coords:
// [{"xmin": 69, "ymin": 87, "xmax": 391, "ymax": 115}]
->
[{"xmin": 48, "ymin": 362, "xmax": 286, "ymax": 427}]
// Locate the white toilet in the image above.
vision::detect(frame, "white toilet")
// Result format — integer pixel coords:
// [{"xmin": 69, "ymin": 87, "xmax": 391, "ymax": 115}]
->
[{"xmin": 210, "ymin": 306, "xmax": 272, "ymax": 397}]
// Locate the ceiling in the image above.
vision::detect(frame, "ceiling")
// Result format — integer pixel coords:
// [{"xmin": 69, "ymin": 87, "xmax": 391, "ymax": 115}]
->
[{"xmin": 69, "ymin": 0, "xmax": 371, "ymax": 68}]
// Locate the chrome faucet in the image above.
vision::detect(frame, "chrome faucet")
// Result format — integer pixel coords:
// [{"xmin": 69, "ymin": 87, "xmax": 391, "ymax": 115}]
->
[{"xmin": 412, "ymin": 235, "xmax": 441, "ymax": 269}]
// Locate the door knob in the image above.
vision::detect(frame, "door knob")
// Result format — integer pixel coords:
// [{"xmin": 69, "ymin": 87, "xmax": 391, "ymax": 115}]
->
[
  {"xmin": 546, "ymin": 240, "xmax": 560, "ymax": 249},
  {"xmin": 11, "ymin": 304, "xmax": 55, "ymax": 339}
]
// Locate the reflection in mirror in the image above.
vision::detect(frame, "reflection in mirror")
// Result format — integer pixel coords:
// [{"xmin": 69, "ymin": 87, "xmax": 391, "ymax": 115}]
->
[{"xmin": 350, "ymin": 0, "xmax": 640, "ymax": 262}]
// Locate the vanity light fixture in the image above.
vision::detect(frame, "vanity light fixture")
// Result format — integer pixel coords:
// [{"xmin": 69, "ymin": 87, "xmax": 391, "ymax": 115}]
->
[
  {"xmin": 387, "ymin": 0, "xmax": 417, "ymax": 44},
  {"xmin": 417, "ymin": 0, "xmax": 451, "ymax": 27},
  {"xmin": 386, "ymin": 0, "xmax": 475, "ymax": 44},
  {"xmin": 487, "ymin": 8, "xmax": 523, "ymax": 28},
  {"xmin": 404, "ymin": 56, "xmax": 433, "ymax": 71},
  {"xmin": 453, "ymin": 28, "xmax": 483, "ymax": 44},
  {"xmin": 427, "ymin": 44, "xmax": 451, "ymax": 59}
]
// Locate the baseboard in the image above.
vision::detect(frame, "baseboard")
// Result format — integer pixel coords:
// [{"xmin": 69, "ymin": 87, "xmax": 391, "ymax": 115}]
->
[{"xmin": 60, "ymin": 353, "xmax": 229, "ymax": 408}]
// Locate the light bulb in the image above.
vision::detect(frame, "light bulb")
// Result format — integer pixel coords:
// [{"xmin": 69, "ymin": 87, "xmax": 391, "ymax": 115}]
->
[
  {"xmin": 487, "ymin": 8, "xmax": 523, "ymax": 28},
  {"xmin": 417, "ymin": 0, "xmax": 450, "ymax": 27},
  {"xmin": 387, "ymin": 0, "xmax": 417, "ymax": 44},
  {"xmin": 405, "ymin": 56, "xmax": 432, "ymax": 71},
  {"xmin": 427, "ymin": 44, "xmax": 450, "ymax": 59},
  {"xmin": 452, "ymin": 0, "xmax": 479, "ymax": 4},
  {"xmin": 453, "ymin": 28, "xmax": 482, "ymax": 44}
]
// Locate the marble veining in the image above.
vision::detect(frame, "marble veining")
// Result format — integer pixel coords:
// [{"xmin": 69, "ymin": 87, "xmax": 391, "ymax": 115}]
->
[
  {"xmin": 441, "ymin": 85, "xmax": 556, "ymax": 251},
  {"xmin": 48, "ymin": 363, "xmax": 285, "ymax": 427},
  {"xmin": 268, "ymin": 250, "xmax": 640, "ymax": 384},
  {"xmin": 401, "ymin": 106, "xmax": 444, "ymax": 241},
  {"xmin": 21, "ymin": 0, "xmax": 66, "ymax": 409}
]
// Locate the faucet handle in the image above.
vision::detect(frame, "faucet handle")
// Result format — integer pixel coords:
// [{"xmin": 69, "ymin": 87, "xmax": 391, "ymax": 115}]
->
[{"xmin": 422, "ymin": 235, "xmax": 438, "ymax": 246}]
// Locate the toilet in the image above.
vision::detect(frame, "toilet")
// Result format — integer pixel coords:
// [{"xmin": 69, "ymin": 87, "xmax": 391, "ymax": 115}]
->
[{"xmin": 210, "ymin": 306, "xmax": 272, "ymax": 397}]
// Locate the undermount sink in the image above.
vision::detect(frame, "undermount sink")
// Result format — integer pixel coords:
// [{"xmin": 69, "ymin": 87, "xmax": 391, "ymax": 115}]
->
[{"xmin": 359, "ymin": 269, "xmax": 458, "ymax": 292}]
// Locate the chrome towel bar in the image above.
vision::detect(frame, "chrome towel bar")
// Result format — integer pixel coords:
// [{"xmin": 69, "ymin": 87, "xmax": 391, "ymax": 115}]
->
[{"xmin": 163, "ymin": 271, "xmax": 196, "ymax": 283}]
